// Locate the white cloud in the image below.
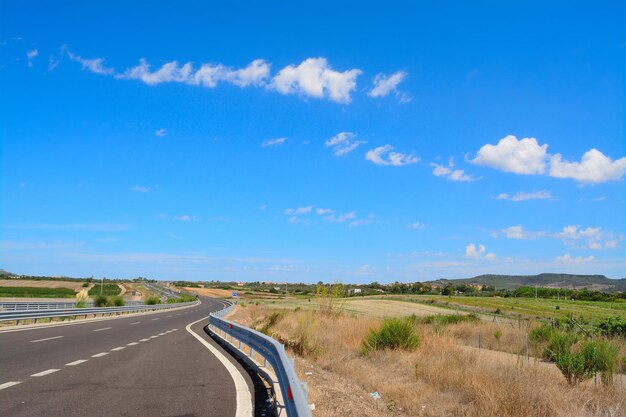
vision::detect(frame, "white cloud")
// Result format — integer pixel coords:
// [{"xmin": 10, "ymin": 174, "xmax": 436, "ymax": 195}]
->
[
  {"xmin": 131, "ymin": 185, "xmax": 150, "ymax": 193},
  {"xmin": 349, "ymin": 214, "xmax": 376, "ymax": 227},
  {"xmin": 472, "ymin": 135, "xmax": 626, "ymax": 184},
  {"xmin": 430, "ymin": 157, "xmax": 478, "ymax": 181},
  {"xmin": 118, "ymin": 58, "xmax": 270, "ymax": 88},
  {"xmin": 258, "ymin": 204, "xmax": 268, "ymax": 210},
  {"xmin": 174, "ymin": 215, "xmax": 194, "ymax": 221},
  {"xmin": 67, "ymin": 50, "xmax": 114, "ymax": 75},
  {"xmin": 549, "ymin": 149, "xmax": 626, "ymax": 184},
  {"xmin": 496, "ymin": 190, "xmax": 552, "ymax": 202},
  {"xmin": 326, "ymin": 211, "xmax": 357, "ymax": 223},
  {"xmin": 368, "ymin": 71, "xmax": 408, "ymax": 100},
  {"xmin": 26, "ymin": 49, "xmax": 38, "ymax": 67},
  {"xmin": 269, "ymin": 57, "xmax": 361, "ymax": 103},
  {"xmin": 555, "ymin": 253, "xmax": 595, "ymax": 263},
  {"xmin": 472, "ymin": 135, "xmax": 549, "ymax": 175},
  {"xmin": 407, "ymin": 222, "xmax": 426, "ymax": 230},
  {"xmin": 464, "ymin": 243, "xmax": 496, "ymax": 260},
  {"xmin": 324, "ymin": 132, "xmax": 366, "ymax": 156},
  {"xmin": 315, "ymin": 208, "xmax": 333, "ymax": 215},
  {"xmin": 502, "ymin": 225, "xmax": 529, "ymax": 240},
  {"xmin": 285, "ymin": 206, "xmax": 314, "ymax": 215},
  {"xmin": 261, "ymin": 137, "xmax": 287, "ymax": 147},
  {"xmin": 558, "ymin": 225, "xmax": 622, "ymax": 250},
  {"xmin": 365, "ymin": 145, "xmax": 419, "ymax": 166},
  {"xmin": 155, "ymin": 128, "xmax": 167, "ymax": 137}
]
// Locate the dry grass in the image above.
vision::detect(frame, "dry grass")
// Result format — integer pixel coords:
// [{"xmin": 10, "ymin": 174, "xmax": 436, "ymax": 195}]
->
[
  {"xmin": 183, "ymin": 287, "xmax": 233, "ymax": 298},
  {"xmin": 231, "ymin": 305, "xmax": 626, "ymax": 417},
  {"xmin": 0, "ymin": 279, "xmax": 85, "ymax": 291}
]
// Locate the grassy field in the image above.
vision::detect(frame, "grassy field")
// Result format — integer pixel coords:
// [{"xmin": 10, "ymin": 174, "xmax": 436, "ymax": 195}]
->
[
  {"xmin": 0, "ymin": 286, "xmax": 76, "ymax": 298},
  {"xmin": 242, "ymin": 293, "xmax": 626, "ymax": 322},
  {"xmin": 0, "ymin": 279, "xmax": 87, "ymax": 291},
  {"xmin": 88, "ymin": 283, "xmax": 121, "ymax": 297}
]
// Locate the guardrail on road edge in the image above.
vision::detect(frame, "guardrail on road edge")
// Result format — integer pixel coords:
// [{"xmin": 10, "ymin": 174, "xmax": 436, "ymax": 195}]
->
[
  {"xmin": 0, "ymin": 301, "xmax": 199, "ymax": 325},
  {"xmin": 208, "ymin": 302, "xmax": 313, "ymax": 417}
]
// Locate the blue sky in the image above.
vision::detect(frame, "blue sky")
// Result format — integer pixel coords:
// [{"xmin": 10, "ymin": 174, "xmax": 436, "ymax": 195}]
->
[{"xmin": 1, "ymin": 1, "xmax": 625, "ymax": 282}]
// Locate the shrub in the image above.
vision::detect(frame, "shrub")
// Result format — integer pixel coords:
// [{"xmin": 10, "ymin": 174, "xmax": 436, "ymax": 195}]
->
[
  {"xmin": 110, "ymin": 296, "xmax": 125, "ymax": 306},
  {"xmin": 94, "ymin": 295, "xmax": 108, "ymax": 307},
  {"xmin": 145, "ymin": 296, "xmax": 160, "ymax": 305},
  {"xmin": 581, "ymin": 340, "xmax": 620, "ymax": 385},
  {"xmin": 529, "ymin": 323, "xmax": 554, "ymax": 343},
  {"xmin": 75, "ymin": 299, "xmax": 87, "ymax": 308},
  {"xmin": 544, "ymin": 332, "xmax": 578, "ymax": 361},
  {"xmin": 362, "ymin": 317, "xmax": 420, "ymax": 353},
  {"xmin": 555, "ymin": 350, "xmax": 592, "ymax": 386},
  {"xmin": 260, "ymin": 312, "xmax": 283, "ymax": 335},
  {"xmin": 597, "ymin": 316, "xmax": 626, "ymax": 338},
  {"xmin": 82, "ymin": 282, "xmax": 89, "ymax": 288},
  {"xmin": 420, "ymin": 313, "xmax": 480, "ymax": 326}
]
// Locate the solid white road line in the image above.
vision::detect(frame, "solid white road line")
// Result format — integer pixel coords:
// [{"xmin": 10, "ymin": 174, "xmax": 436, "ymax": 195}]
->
[
  {"xmin": 93, "ymin": 327, "xmax": 112, "ymax": 332},
  {"xmin": 127, "ymin": 342, "xmax": 139, "ymax": 346},
  {"xmin": 186, "ymin": 317, "xmax": 253, "ymax": 417},
  {"xmin": 66, "ymin": 359, "xmax": 87, "ymax": 366},
  {"xmin": 111, "ymin": 346, "xmax": 125, "ymax": 351},
  {"xmin": 30, "ymin": 335, "xmax": 64, "ymax": 343},
  {"xmin": 91, "ymin": 352, "xmax": 109, "ymax": 357},
  {"xmin": 139, "ymin": 338, "xmax": 150, "ymax": 342},
  {"xmin": 129, "ymin": 321, "xmax": 141, "ymax": 325},
  {"xmin": 31, "ymin": 369, "xmax": 60, "ymax": 377},
  {"xmin": 0, "ymin": 381, "xmax": 21, "ymax": 390}
]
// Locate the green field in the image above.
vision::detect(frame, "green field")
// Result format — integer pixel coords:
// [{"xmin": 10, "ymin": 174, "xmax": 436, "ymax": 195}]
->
[
  {"xmin": 0, "ymin": 286, "xmax": 76, "ymax": 298},
  {"xmin": 383, "ymin": 294, "xmax": 626, "ymax": 322},
  {"xmin": 88, "ymin": 283, "xmax": 121, "ymax": 296}
]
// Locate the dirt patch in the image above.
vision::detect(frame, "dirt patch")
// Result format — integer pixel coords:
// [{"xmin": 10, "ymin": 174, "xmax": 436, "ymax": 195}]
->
[{"xmin": 0, "ymin": 279, "xmax": 85, "ymax": 291}]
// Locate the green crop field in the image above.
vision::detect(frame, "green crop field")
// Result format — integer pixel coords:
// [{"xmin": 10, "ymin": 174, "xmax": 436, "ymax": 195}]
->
[
  {"xmin": 382, "ymin": 295, "xmax": 626, "ymax": 322},
  {"xmin": 0, "ymin": 286, "xmax": 76, "ymax": 298},
  {"xmin": 88, "ymin": 283, "xmax": 121, "ymax": 297}
]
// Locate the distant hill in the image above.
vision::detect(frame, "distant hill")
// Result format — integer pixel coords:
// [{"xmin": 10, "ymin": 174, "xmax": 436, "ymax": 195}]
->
[{"xmin": 433, "ymin": 273, "xmax": 626, "ymax": 292}]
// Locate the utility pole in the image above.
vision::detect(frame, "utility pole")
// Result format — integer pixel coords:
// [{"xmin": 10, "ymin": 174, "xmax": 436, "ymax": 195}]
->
[
  {"xmin": 100, "ymin": 276, "xmax": 104, "ymax": 296},
  {"xmin": 535, "ymin": 284, "xmax": 538, "ymax": 300},
  {"xmin": 285, "ymin": 279, "xmax": 288, "ymax": 300}
]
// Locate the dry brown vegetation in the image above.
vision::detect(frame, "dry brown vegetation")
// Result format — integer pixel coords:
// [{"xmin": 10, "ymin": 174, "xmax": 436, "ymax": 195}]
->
[
  {"xmin": 230, "ymin": 304, "xmax": 625, "ymax": 417},
  {"xmin": 0, "ymin": 279, "xmax": 85, "ymax": 291},
  {"xmin": 183, "ymin": 287, "xmax": 233, "ymax": 298}
]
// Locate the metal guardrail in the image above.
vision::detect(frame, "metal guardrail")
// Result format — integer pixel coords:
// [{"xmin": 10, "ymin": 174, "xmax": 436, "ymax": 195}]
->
[
  {"xmin": 0, "ymin": 301, "xmax": 198, "ymax": 324},
  {"xmin": 208, "ymin": 302, "xmax": 312, "ymax": 417},
  {"xmin": 0, "ymin": 300, "xmax": 145, "ymax": 311}
]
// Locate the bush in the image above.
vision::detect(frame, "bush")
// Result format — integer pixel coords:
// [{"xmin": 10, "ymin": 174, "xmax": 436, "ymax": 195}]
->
[
  {"xmin": 110, "ymin": 296, "xmax": 125, "ymax": 306},
  {"xmin": 75, "ymin": 299, "xmax": 87, "ymax": 308},
  {"xmin": 94, "ymin": 295, "xmax": 108, "ymax": 307},
  {"xmin": 597, "ymin": 316, "xmax": 626, "ymax": 338},
  {"xmin": 82, "ymin": 282, "xmax": 89, "ymax": 288},
  {"xmin": 529, "ymin": 323, "xmax": 555, "ymax": 343},
  {"xmin": 544, "ymin": 332, "xmax": 578, "ymax": 361},
  {"xmin": 555, "ymin": 350, "xmax": 592, "ymax": 386},
  {"xmin": 145, "ymin": 296, "xmax": 160, "ymax": 305},
  {"xmin": 419, "ymin": 313, "xmax": 480, "ymax": 326},
  {"xmin": 581, "ymin": 340, "xmax": 620, "ymax": 385},
  {"xmin": 362, "ymin": 317, "xmax": 420, "ymax": 353}
]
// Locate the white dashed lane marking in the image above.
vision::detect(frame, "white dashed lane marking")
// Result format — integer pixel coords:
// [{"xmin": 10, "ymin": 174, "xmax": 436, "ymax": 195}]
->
[
  {"xmin": 158, "ymin": 332, "xmax": 166, "ymax": 336},
  {"xmin": 66, "ymin": 359, "xmax": 87, "ymax": 366},
  {"xmin": 30, "ymin": 336, "xmax": 64, "ymax": 343},
  {"xmin": 93, "ymin": 327, "xmax": 112, "ymax": 332},
  {"xmin": 129, "ymin": 322, "xmax": 141, "ymax": 325},
  {"xmin": 91, "ymin": 352, "xmax": 109, "ymax": 358},
  {"xmin": 111, "ymin": 346, "xmax": 125, "ymax": 351},
  {"xmin": 0, "ymin": 381, "xmax": 21, "ymax": 390},
  {"xmin": 139, "ymin": 338, "xmax": 150, "ymax": 342},
  {"xmin": 127, "ymin": 342, "xmax": 139, "ymax": 346},
  {"xmin": 151, "ymin": 318, "xmax": 159, "ymax": 321},
  {"xmin": 149, "ymin": 335, "xmax": 158, "ymax": 339},
  {"xmin": 31, "ymin": 369, "xmax": 60, "ymax": 377}
]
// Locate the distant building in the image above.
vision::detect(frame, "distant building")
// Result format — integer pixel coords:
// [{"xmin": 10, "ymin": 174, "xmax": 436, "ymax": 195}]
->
[{"xmin": 348, "ymin": 288, "xmax": 362, "ymax": 295}]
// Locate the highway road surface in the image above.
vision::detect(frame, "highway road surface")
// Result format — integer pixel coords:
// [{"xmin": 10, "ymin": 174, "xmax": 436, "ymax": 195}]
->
[{"xmin": 0, "ymin": 297, "xmax": 264, "ymax": 417}]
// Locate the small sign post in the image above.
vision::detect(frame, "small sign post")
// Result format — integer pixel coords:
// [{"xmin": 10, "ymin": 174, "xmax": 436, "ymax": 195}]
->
[{"xmin": 232, "ymin": 292, "xmax": 237, "ymax": 303}]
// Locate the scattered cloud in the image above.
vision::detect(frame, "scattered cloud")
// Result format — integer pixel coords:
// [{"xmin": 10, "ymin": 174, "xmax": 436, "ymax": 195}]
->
[
  {"xmin": 174, "ymin": 215, "xmax": 194, "ymax": 221},
  {"xmin": 464, "ymin": 243, "xmax": 496, "ymax": 260},
  {"xmin": 355, "ymin": 264, "xmax": 375, "ymax": 274},
  {"xmin": 365, "ymin": 145, "xmax": 419, "ymax": 166},
  {"xmin": 258, "ymin": 204, "xmax": 268, "ymax": 210},
  {"xmin": 326, "ymin": 210, "xmax": 357, "ymax": 223},
  {"xmin": 555, "ymin": 253, "xmax": 595, "ymax": 263},
  {"xmin": 155, "ymin": 128, "xmax": 167, "ymax": 137},
  {"xmin": 349, "ymin": 214, "xmax": 376, "ymax": 227},
  {"xmin": 368, "ymin": 71, "xmax": 409, "ymax": 102},
  {"xmin": 26, "ymin": 49, "xmax": 38, "ymax": 67},
  {"xmin": 549, "ymin": 149, "xmax": 626, "ymax": 184},
  {"xmin": 430, "ymin": 157, "xmax": 479, "ymax": 181},
  {"xmin": 502, "ymin": 225, "xmax": 531, "ymax": 240},
  {"xmin": 261, "ymin": 137, "xmax": 287, "ymax": 147},
  {"xmin": 131, "ymin": 185, "xmax": 150, "ymax": 193},
  {"xmin": 67, "ymin": 50, "xmax": 114, "ymax": 75},
  {"xmin": 593, "ymin": 196, "xmax": 607, "ymax": 202},
  {"xmin": 495, "ymin": 190, "xmax": 552, "ymax": 202},
  {"xmin": 269, "ymin": 57, "xmax": 361, "ymax": 103},
  {"xmin": 324, "ymin": 132, "xmax": 366, "ymax": 156},
  {"xmin": 472, "ymin": 135, "xmax": 549, "ymax": 175},
  {"xmin": 472, "ymin": 135, "xmax": 626, "ymax": 184},
  {"xmin": 407, "ymin": 222, "xmax": 426, "ymax": 230},
  {"xmin": 558, "ymin": 225, "xmax": 622, "ymax": 250},
  {"xmin": 285, "ymin": 206, "xmax": 314, "ymax": 215},
  {"xmin": 315, "ymin": 208, "xmax": 333, "ymax": 215}
]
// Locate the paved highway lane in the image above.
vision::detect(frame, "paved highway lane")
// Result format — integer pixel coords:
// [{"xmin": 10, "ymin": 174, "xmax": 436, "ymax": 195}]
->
[{"xmin": 0, "ymin": 298, "xmax": 255, "ymax": 417}]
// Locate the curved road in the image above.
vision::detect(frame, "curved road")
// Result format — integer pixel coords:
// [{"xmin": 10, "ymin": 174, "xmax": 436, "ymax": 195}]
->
[{"xmin": 0, "ymin": 297, "xmax": 254, "ymax": 417}]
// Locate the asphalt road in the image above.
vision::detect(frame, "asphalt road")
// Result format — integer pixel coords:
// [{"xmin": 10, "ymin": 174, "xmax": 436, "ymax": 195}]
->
[{"xmin": 0, "ymin": 297, "xmax": 258, "ymax": 417}]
